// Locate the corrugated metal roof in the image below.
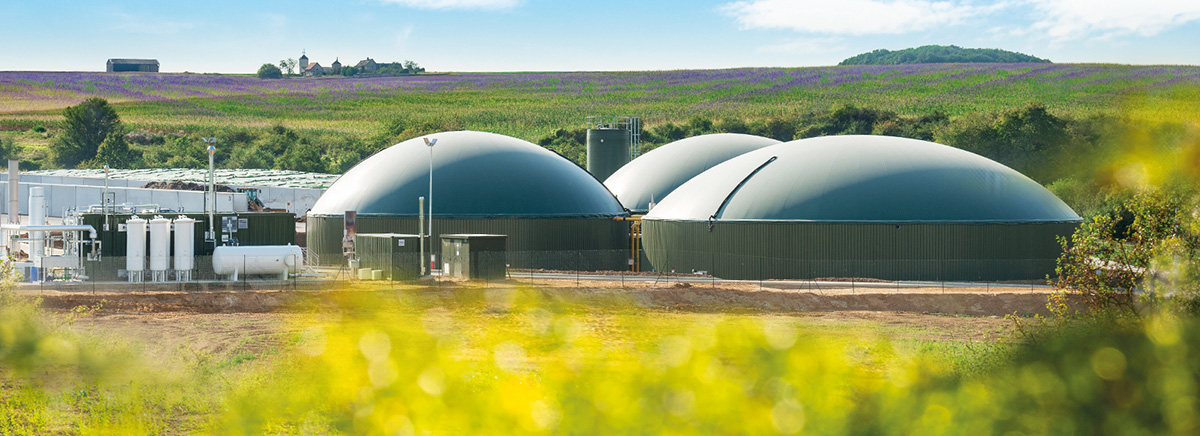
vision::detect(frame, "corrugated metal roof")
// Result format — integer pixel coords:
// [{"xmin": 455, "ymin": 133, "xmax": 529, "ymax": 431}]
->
[
  {"xmin": 645, "ymin": 135, "xmax": 1082, "ymax": 223},
  {"xmin": 310, "ymin": 130, "xmax": 627, "ymax": 218},
  {"xmin": 604, "ymin": 133, "xmax": 779, "ymax": 213},
  {"xmin": 107, "ymin": 59, "xmax": 159, "ymax": 64}
]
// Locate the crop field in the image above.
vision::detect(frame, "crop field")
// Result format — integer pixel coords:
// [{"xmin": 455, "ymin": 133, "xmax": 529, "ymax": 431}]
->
[
  {"xmin": 3, "ymin": 64, "xmax": 1199, "ymax": 140},
  {"xmin": 3, "ymin": 63, "xmax": 1200, "ymax": 434}
]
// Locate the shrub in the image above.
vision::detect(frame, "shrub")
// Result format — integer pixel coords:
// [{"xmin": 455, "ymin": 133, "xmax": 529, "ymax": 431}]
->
[{"xmin": 257, "ymin": 63, "xmax": 283, "ymax": 79}]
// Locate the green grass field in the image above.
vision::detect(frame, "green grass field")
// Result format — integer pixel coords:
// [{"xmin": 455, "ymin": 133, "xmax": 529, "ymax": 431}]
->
[{"xmin": 3, "ymin": 284, "xmax": 1197, "ymax": 435}]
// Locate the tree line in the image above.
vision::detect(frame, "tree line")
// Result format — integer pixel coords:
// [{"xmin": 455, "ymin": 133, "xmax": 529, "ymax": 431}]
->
[{"xmin": 839, "ymin": 45, "xmax": 1050, "ymax": 65}]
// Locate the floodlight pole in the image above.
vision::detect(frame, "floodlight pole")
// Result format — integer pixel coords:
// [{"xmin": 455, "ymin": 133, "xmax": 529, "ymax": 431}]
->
[
  {"xmin": 203, "ymin": 138, "xmax": 217, "ymax": 245},
  {"xmin": 424, "ymin": 137, "xmax": 436, "ymax": 275}
]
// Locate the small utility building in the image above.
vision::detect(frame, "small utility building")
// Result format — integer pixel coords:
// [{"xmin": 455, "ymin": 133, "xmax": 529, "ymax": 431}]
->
[{"xmin": 107, "ymin": 59, "xmax": 159, "ymax": 72}]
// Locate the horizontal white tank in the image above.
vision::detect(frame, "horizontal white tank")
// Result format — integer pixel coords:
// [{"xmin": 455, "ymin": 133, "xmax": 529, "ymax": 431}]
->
[
  {"xmin": 126, "ymin": 216, "xmax": 146, "ymax": 273},
  {"xmin": 148, "ymin": 216, "xmax": 171, "ymax": 273},
  {"xmin": 173, "ymin": 216, "xmax": 196, "ymax": 273},
  {"xmin": 212, "ymin": 245, "xmax": 303, "ymax": 278}
]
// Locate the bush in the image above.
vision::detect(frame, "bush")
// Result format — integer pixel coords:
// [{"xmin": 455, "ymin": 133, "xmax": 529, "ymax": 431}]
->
[
  {"xmin": 1054, "ymin": 188, "xmax": 1200, "ymax": 316},
  {"xmin": 275, "ymin": 142, "xmax": 324, "ymax": 172},
  {"xmin": 226, "ymin": 145, "xmax": 275, "ymax": 169},
  {"xmin": 0, "ymin": 138, "xmax": 20, "ymax": 162},
  {"xmin": 88, "ymin": 133, "xmax": 139, "ymax": 169},
  {"xmin": 257, "ymin": 63, "xmax": 283, "ymax": 79}
]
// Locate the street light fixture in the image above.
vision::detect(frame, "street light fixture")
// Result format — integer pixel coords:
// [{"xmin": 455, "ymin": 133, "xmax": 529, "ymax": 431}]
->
[
  {"xmin": 202, "ymin": 138, "xmax": 217, "ymax": 243},
  {"xmin": 424, "ymin": 137, "xmax": 436, "ymax": 275}
]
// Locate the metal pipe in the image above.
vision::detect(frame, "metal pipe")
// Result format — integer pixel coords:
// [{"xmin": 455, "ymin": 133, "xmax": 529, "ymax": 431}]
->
[{"xmin": 1, "ymin": 224, "xmax": 98, "ymax": 240}]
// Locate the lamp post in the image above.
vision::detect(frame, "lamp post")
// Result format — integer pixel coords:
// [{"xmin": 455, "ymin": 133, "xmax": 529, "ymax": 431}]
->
[
  {"xmin": 424, "ymin": 137, "xmax": 436, "ymax": 274},
  {"xmin": 103, "ymin": 165, "xmax": 110, "ymax": 231},
  {"xmin": 202, "ymin": 138, "xmax": 217, "ymax": 244}
]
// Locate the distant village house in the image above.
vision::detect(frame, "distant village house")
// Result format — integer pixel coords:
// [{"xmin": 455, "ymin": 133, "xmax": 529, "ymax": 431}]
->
[
  {"xmin": 298, "ymin": 52, "xmax": 384, "ymax": 76},
  {"xmin": 355, "ymin": 58, "xmax": 378, "ymax": 74},
  {"xmin": 107, "ymin": 59, "xmax": 159, "ymax": 72}
]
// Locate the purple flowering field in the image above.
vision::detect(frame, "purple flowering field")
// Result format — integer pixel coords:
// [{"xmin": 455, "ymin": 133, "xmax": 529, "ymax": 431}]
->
[{"xmin": 1, "ymin": 63, "xmax": 1197, "ymax": 138}]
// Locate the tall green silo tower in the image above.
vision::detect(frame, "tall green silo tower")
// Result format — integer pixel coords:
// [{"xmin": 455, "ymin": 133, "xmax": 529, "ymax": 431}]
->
[{"xmin": 586, "ymin": 116, "xmax": 640, "ymax": 181}]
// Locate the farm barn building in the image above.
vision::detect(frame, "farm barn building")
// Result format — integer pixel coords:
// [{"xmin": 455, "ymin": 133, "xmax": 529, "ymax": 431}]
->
[
  {"xmin": 604, "ymin": 133, "xmax": 780, "ymax": 214},
  {"xmin": 106, "ymin": 59, "xmax": 159, "ymax": 72},
  {"xmin": 308, "ymin": 131, "xmax": 631, "ymax": 269},
  {"xmin": 641, "ymin": 135, "xmax": 1082, "ymax": 281}
]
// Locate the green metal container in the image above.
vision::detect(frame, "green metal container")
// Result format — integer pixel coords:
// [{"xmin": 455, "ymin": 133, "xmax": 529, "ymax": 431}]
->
[
  {"xmin": 440, "ymin": 234, "xmax": 507, "ymax": 280},
  {"xmin": 586, "ymin": 128, "xmax": 631, "ymax": 182},
  {"xmin": 307, "ymin": 215, "xmax": 629, "ymax": 270},
  {"xmin": 80, "ymin": 212, "xmax": 295, "ymax": 256},
  {"xmin": 354, "ymin": 233, "xmax": 421, "ymax": 280}
]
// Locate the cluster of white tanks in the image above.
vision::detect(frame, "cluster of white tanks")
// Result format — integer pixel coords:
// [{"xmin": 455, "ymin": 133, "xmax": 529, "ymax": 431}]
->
[
  {"xmin": 125, "ymin": 215, "xmax": 195, "ymax": 282},
  {"xmin": 125, "ymin": 214, "xmax": 302, "ymax": 282}
]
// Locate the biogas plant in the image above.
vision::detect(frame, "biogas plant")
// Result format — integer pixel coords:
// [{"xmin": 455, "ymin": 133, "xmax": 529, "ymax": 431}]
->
[{"xmin": 0, "ymin": 119, "xmax": 1081, "ymax": 286}]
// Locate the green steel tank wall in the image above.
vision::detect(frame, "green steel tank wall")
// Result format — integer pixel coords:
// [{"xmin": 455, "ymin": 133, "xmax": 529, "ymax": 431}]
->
[
  {"xmin": 640, "ymin": 220, "xmax": 1079, "ymax": 281},
  {"xmin": 80, "ymin": 212, "xmax": 296, "ymax": 256},
  {"xmin": 586, "ymin": 128, "xmax": 630, "ymax": 182},
  {"xmin": 308, "ymin": 215, "xmax": 630, "ymax": 270}
]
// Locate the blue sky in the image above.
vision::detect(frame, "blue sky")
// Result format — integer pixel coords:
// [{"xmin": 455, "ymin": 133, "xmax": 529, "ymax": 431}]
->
[{"xmin": 3, "ymin": 0, "xmax": 1199, "ymax": 73}]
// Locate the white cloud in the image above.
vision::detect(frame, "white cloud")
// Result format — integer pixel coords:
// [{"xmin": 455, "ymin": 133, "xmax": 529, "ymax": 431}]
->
[
  {"xmin": 758, "ymin": 37, "xmax": 846, "ymax": 54},
  {"xmin": 378, "ymin": 0, "xmax": 520, "ymax": 10},
  {"xmin": 1028, "ymin": 0, "xmax": 1200, "ymax": 40},
  {"xmin": 396, "ymin": 26, "xmax": 414, "ymax": 46},
  {"xmin": 720, "ymin": 0, "xmax": 991, "ymax": 35}
]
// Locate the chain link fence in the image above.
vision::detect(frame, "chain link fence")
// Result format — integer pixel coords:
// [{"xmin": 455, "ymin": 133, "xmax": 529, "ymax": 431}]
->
[{"xmin": 26, "ymin": 247, "xmax": 1051, "ymax": 295}]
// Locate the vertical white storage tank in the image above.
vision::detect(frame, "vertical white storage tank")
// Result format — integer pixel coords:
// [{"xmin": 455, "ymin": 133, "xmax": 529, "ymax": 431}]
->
[
  {"xmin": 28, "ymin": 187, "xmax": 45, "ymax": 280},
  {"xmin": 173, "ymin": 216, "xmax": 195, "ymax": 281},
  {"xmin": 148, "ymin": 215, "xmax": 171, "ymax": 282},
  {"xmin": 126, "ymin": 216, "xmax": 146, "ymax": 283}
]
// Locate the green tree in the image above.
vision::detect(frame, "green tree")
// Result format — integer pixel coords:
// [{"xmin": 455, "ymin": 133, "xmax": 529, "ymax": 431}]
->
[
  {"xmin": 91, "ymin": 133, "xmax": 139, "ymax": 169},
  {"xmin": 275, "ymin": 143, "xmax": 324, "ymax": 172},
  {"xmin": 257, "ymin": 63, "xmax": 283, "ymax": 79},
  {"xmin": 226, "ymin": 145, "xmax": 275, "ymax": 169},
  {"xmin": 51, "ymin": 97, "xmax": 122, "ymax": 168},
  {"xmin": 0, "ymin": 137, "xmax": 20, "ymax": 162},
  {"xmin": 278, "ymin": 58, "xmax": 297, "ymax": 75}
]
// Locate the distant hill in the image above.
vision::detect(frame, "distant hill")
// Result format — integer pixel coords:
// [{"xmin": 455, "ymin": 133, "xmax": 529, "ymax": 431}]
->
[{"xmin": 839, "ymin": 45, "xmax": 1050, "ymax": 65}]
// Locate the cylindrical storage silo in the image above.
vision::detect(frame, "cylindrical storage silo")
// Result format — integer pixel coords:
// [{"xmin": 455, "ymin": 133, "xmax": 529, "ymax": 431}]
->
[
  {"xmin": 148, "ymin": 215, "xmax": 171, "ymax": 282},
  {"xmin": 212, "ymin": 245, "xmax": 303, "ymax": 280},
  {"xmin": 29, "ymin": 187, "xmax": 45, "ymax": 266},
  {"xmin": 586, "ymin": 127, "xmax": 631, "ymax": 182},
  {"xmin": 126, "ymin": 216, "xmax": 146, "ymax": 283},
  {"xmin": 173, "ymin": 216, "xmax": 196, "ymax": 281}
]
